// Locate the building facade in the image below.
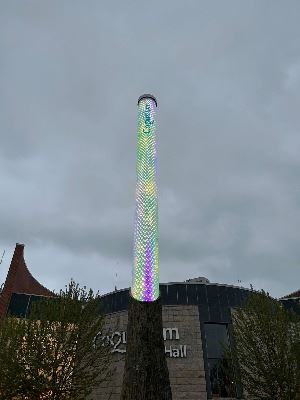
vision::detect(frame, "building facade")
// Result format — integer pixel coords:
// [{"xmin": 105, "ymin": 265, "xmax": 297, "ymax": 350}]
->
[
  {"xmin": 1, "ymin": 244, "xmax": 300, "ymax": 400},
  {"xmin": 92, "ymin": 279, "xmax": 250, "ymax": 400}
]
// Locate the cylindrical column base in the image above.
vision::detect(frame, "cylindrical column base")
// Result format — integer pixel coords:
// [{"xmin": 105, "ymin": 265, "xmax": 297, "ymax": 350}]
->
[{"xmin": 120, "ymin": 294, "xmax": 172, "ymax": 400}]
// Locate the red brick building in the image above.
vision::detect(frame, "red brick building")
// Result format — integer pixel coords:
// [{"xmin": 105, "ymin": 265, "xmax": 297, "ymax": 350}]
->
[{"xmin": 0, "ymin": 243, "xmax": 53, "ymax": 318}]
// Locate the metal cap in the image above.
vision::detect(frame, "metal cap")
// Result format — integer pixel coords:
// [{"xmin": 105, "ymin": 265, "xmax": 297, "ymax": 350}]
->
[{"xmin": 137, "ymin": 94, "xmax": 158, "ymax": 107}]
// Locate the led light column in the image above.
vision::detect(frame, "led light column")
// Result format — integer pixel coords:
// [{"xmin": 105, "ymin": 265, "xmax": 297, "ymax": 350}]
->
[
  {"xmin": 132, "ymin": 94, "xmax": 159, "ymax": 302},
  {"xmin": 121, "ymin": 95, "xmax": 172, "ymax": 400}
]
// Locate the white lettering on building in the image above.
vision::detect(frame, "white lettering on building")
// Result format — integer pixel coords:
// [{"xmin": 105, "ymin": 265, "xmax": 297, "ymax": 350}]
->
[
  {"xmin": 163, "ymin": 327, "xmax": 179, "ymax": 341},
  {"xmin": 94, "ymin": 327, "xmax": 188, "ymax": 358}
]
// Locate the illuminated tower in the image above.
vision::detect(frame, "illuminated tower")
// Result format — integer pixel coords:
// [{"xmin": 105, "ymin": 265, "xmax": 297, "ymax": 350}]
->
[
  {"xmin": 121, "ymin": 95, "xmax": 172, "ymax": 400},
  {"xmin": 132, "ymin": 94, "xmax": 159, "ymax": 302}
]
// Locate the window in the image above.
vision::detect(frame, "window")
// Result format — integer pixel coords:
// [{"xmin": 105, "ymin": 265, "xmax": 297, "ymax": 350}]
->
[
  {"xmin": 8, "ymin": 293, "xmax": 31, "ymax": 317},
  {"xmin": 207, "ymin": 286, "xmax": 221, "ymax": 321},
  {"xmin": 204, "ymin": 323, "xmax": 236, "ymax": 398},
  {"xmin": 205, "ymin": 323, "xmax": 228, "ymax": 358}
]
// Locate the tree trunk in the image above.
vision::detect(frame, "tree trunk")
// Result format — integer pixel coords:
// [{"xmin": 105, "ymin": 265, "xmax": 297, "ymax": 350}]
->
[{"xmin": 120, "ymin": 294, "xmax": 172, "ymax": 400}]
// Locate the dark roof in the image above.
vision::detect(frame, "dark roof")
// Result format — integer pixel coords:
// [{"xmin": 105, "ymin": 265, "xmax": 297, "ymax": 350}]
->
[
  {"xmin": 281, "ymin": 289, "xmax": 300, "ymax": 299},
  {"xmin": 0, "ymin": 243, "xmax": 53, "ymax": 317}
]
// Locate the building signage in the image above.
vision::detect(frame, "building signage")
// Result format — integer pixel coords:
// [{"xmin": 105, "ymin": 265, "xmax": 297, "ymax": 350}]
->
[
  {"xmin": 143, "ymin": 103, "xmax": 154, "ymax": 135},
  {"xmin": 94, "ymin": 327, "xmax": 188, "ymax": 358}
]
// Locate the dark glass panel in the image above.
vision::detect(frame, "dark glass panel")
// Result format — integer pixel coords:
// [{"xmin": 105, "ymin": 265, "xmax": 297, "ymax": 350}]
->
[
  {"xmin": 159, "ymin": 285, "xmax": 168, "ymax": 304},
  {"xmin": 118, "ymin": 291, "xmax": 124, "ymax": 310},
  {"xmin": 119, "ymin": 291, "xmax": 125, "ymax": 310},
  {"xmin": 200, "ymin": 321, "xmax": 212, "ymax": 398},
  {"xmin": 110, "ymin": 294, "xmax": 116, "ymax": 312},
  {"xmin": 99, "ymin": 290, "xmax": 130, "ymax": 314},
  {"xmin": 208, "ymin": 358, "xmax": 220, "ymax": 396},
  {"xmin": 186, "ymin": 284, "xmax": 198, "ymax": 304},
  {"xmin": 104, "ymin": 297, "xmax": 110, "ymax": 313},
  {"xmin": 207, "ymin": 358, "xmax": 236, "ymax": 398},
  {"xmin": 116, "ymin": 292, "xmax": 122, "ymax": 311},
  {"xmin": 177, "ymin": 285, "xmax": 188, "ymax": 305},
  {"xmin": 219, "ymin": 306, "xmax": 230, "ymax": 323},
  {"xmin": 234, "ymin": 288, "xmax": 243, "ymax": 307},
  {"xmin": 198, "ymin": 304, "xmax": 210, "ymax": 322},
  {"xmin": 218, "ymin": 287, "xmax": 229, "ymax": 308},
  {"xmin": 218, "ymin": 287, "xmax": 230, "ymax": 323},
  {"xmin": 227, "ymin": 287, "xmax": 239, "ymax": 307},
  {"xmin": 197, "ymin": 284, "xmax": 208, "ymax": 305},
  {"xmin": 166, "ymin": 284, "xmax": 178, "ymax": 305},
  {"xmin": 7, "ymin": 293, "xmax": 30, "ymax": 317},
  {"xmin": 209, "ymin": 305, "xmax": 221, "ymax": 322},
  {"xmin": 113, "ymin": 294, "xmax": 118, "ymax": 311},
  {"xmin": 207, "ymin": 285, "xmax": 221, "ymax": 322},
  {"xmin": 204, "ymin": 323, "xmax": 229, "ymax": 359},
  {"xmin": 112, "ymin": 292, "xmax": 122, "ymax": 311},
  {"xmin": 122, "ymin": 290, "xmax": 129, "ymax": 310},
  {"xmin": 207, "ymin": 285, "xmax": 219, "ymax": 308}
]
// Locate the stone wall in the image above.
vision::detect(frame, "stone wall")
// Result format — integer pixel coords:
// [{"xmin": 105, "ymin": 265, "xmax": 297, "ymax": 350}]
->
[{"xmin": 90, "ymin": 305, "xmax": 207, "ymax": 400}]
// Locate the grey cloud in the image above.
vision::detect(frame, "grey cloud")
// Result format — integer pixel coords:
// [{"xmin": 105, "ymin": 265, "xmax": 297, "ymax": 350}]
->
[{"xmin": 1, "ymin": 1, "xmax": 300, "ymax": 299}]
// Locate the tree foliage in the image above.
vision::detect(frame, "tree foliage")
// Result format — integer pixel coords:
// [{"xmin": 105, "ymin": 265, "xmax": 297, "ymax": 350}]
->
[
  {"xmin": 227, "ymin": 290, "xmax": 300, "ymax": 400},
  {"xmin": 0, "ymin": 280, "xmax": 113, "ymax": 400}
]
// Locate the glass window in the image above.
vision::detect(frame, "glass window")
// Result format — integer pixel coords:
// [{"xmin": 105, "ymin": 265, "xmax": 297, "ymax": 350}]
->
[
  {"xmin": 7, "ymin": 293, "xmax": 31, "ymax": 317},
  {"xmin": 207, "ymin": 286, "xmax": 219, "ymax": 308},
  {"xmin": 116, "ymin": 292, "xmax": 123, "ymax": 311},
  {"xmin": 159, "ymin": 285, "xmax": 168, "ymax": 304},
  {"xmin": 198, "ymin": 304, "xmax": 210, "ymax": 322},
  {"xmin": 207, "ymin": 358, "xmax": 236, "ymax": 398},
  {"xmin": 218, "ymin": 287, "xmax": 231, "ymax": 322},
  {"xmin": 209, "ymin": 305, "xmax": 221, "ymax": 322},
  {"xmin": 207, "ymin": 286, "xmax": 221, "ymax": 321},
  {"xmin": 218, "ymin": 287, "xmax": 229, "ymax": 308},
  {"xmin": 197, "ymin": 284, "xmax": 208, "ymax": 305},
  {"xmin": 227, "ymin": 288, "xmax": 239, "ymax": 308},
  {"xmin": 204, "ymin": 323, "xmax": 236, "ymax": 398},
  {"xmin": 122, "ymin": 291, "xmax": 129, "ymax": 310},
  {"xmin": 186, "ymin": 284, "xmax": 198, "ymax": 304},
  {"xmin": 177, "ymin": 285, "xmax": 188, "ymax": 304},
  {"xmin": 166, "ymin": 284, "xmax": 178, "ymax": 305},
  {"xmin": 204, "ymin": 323, "xmax": 228, "ymax": 358},
  {"xmin": 234, "ymin": 288, "xmax": 243, "ymax": 307},
  {"xmin": 110, "ymin": 294, "xmax": 116, "ymax": 312},
  {"xmin": 219, "ymin": 306, "xmax": 230, "ymax": 323}
]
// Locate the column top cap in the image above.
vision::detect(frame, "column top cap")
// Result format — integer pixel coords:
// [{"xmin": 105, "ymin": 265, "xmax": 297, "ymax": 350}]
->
[{"xmin": 137, "ymin": 94, "xmax": 157, "ymax": 107}]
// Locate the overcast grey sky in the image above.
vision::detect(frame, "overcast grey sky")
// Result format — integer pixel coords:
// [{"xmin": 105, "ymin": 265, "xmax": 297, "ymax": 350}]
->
[{"xmin": 0, "ymin": 1, "xmax": 300, "ymax": 298}]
